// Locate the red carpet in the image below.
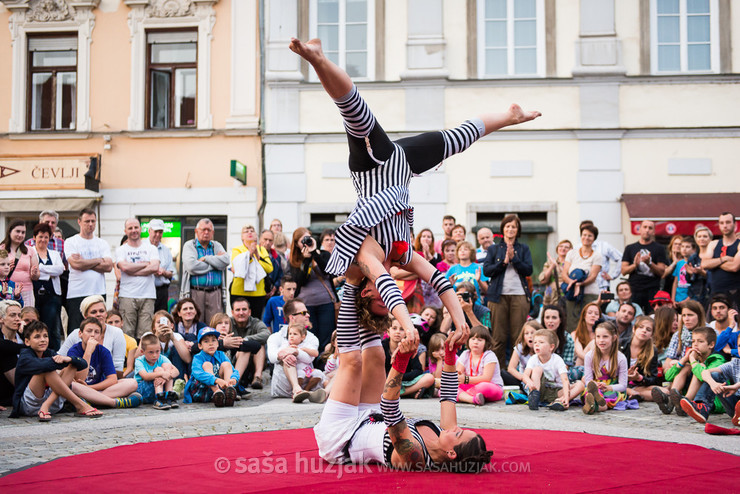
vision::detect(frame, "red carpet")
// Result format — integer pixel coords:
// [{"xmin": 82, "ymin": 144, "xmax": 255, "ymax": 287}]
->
[{"xmin": 1, "ymin": 429, "xmax": 738, "ymax": 493}]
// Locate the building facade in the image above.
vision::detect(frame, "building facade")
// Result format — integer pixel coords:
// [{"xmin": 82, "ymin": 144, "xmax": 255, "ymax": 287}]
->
[
  {"xmin": 262, "ymin": 0, "xmax": 740, "ymax": 280},
  {"xmin": 0, "ymin": 0, "xmax": 261, "ymax": 296}
]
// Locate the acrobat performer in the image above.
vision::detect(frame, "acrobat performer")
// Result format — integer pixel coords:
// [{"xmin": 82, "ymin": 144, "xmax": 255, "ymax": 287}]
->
[{"xmin": 289, "ymin": 38, "xmax": 541, "ymax": 343}]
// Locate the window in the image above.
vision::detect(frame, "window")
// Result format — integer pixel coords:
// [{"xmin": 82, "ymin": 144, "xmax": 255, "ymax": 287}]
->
[
  {"xmin": 651, "ymin": 0, "xmax": 719, "ymax": 73},
  {"xmin": 309, "ymin": 0, "xmax": 375, "ymax": 80},
  {"xmin": 146, "ymin": 31, "xmax": 197, "ymax": 129},
  {"xmin": 477, "ymin": 0, "xmax": 545, "ymax": 78},
  {"xmin": 27, "ymin": 36, "xmax": 77, "ymax": 131}
]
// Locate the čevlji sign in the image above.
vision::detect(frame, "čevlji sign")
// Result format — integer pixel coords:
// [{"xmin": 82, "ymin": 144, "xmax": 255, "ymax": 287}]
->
[{"xmin": 0, "ymin": 155, "xmax": 98, "ymax": 190}]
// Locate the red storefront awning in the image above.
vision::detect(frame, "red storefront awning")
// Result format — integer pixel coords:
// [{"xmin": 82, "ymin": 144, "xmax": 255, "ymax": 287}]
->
[{"xmin": 622, "ymin": 193, "xmax": 740, "ymax": 236}]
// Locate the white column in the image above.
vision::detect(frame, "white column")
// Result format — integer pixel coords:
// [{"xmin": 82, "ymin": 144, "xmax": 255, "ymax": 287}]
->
[{"xmin": 225, "ymin": 0, "xmax": 259, "ymax": 129}]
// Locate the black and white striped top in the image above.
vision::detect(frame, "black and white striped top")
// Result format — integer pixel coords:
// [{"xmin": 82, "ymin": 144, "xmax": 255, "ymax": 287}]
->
[
  {"xmin": 382, "ymin": 418, "xmax": 441, "ymax": 470},
  {"xmin": 325, "ymin": 85, "xmax": 484, "ymax": 276}
]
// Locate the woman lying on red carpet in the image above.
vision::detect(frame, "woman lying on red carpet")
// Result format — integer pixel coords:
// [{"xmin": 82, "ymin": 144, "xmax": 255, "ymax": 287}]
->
[{"xmin": 313, "ymin": 266, "xmax": 493, "ymax": 472}]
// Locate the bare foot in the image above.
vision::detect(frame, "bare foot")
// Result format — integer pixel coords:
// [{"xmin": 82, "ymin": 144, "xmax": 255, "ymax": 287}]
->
[
  {"xmin": 508, "ymin": 103, "xmax": 541, "ymax": 124},
  {"xmin": 289, "ymin": 37, "xmax": 326, "ymax": 66}
]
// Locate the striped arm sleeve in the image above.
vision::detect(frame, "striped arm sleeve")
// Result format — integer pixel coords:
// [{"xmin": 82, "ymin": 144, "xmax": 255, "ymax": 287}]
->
[
  {"xmin": 381, "ymin": 396, "xmax": 405, "ymax": 428},
  {"xmin": 375, "ymin": 273, "xmax": 405, "ymax": 313},
  {"xmin": 439, "ymin": 370, "xmax": 459, "ymax": 403},
  {"xmin": 428, "ymin": 269, "xmax": 453, "ymax": 297},
  {"xmin": 334, "ymin": 85, "xmax": 376, "ymax": 138},
  {"xmin": 441, "ymin": 119, "xmax": 484, "ymax": 160}
]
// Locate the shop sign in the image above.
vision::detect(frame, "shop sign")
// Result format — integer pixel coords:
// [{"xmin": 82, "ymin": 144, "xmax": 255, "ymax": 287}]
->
[{"xmin": 0, "ymin": 155, "xmax": 95, "ymax": 190}]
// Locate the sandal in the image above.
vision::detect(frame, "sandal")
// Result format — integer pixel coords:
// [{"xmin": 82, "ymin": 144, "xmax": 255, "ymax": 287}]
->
[
  {"xmin": 37, "ymin": 410, "xmax": 52, "ymax": 422},
  {"xmin": 414, "ymin": 386, "xmax": 429, "ymax": 400},
  {"xmin": 74, "ymin": 407, "xmax": 103, "ymax": 418}
]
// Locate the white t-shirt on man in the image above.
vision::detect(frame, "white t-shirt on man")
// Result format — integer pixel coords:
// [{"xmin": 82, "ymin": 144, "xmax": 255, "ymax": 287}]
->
[
  {"xmin": 116, "ymin": 242, "xmax": 159, "ymax": 299},
  {"xmin": 64, "ymin": 235, "xmax": 112, "ymax": 298}
]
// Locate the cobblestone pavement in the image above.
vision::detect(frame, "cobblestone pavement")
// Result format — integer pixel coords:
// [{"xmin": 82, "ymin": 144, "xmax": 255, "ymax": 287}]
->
[{"xmin": 1, "ymin": 388, "xmax": 738, "ymax": 477}]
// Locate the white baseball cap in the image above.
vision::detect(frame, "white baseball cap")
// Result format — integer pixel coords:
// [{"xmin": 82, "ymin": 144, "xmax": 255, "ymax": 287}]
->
[{"xmin": 148, "ymin": 219, "xmax": 165, "ymax": 231}]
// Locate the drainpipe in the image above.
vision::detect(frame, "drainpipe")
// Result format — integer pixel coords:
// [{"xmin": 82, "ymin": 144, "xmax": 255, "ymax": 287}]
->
[{"xmin": 256, "ymin": 0, "xmax": 267, "ymax": 231}]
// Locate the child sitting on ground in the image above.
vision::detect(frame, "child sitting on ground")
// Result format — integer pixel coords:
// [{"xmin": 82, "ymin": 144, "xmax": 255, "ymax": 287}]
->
[
  {"xmin": 0, "ymin": 249, "xmax": 23, "ymax": 304},
  {"xmin": 426, "ymin": 332, "xmax": 447, "ymax": 393},
  {"xmin": 67, "ymin": 317, "xmax": 142, "ymax": 409},
  {"xmin": 319, "ymin": 331, "xmax": 338, "ymax": 393},
  {"xmin": 680, "ymin": 352, "xmax": 740, "ymax": 425},
  {"xmin": 622, "ymin": 316, "xmax": 661, "ymax": 402},
  {"xmin": 280, "ymin": 323, "xmax": 326, "ymax": 394},
  {"xmin": 10, "ymin": 321, "xmax": 102, "ymax": 420},
  {"xmin": 523, "ymin": 329, "xmax": 583, "ymax": 411},
  {"xmin": 135, "ymin": 333, "xmax": 179, "ymax": 410},
  {"xmin": 656, "ymin": 327, "xmax": 727, "ymax": 415},
  {"xmin": 107, "ymin": 310, "xmax": 138, "ymax": 378},
  {"xmin": 455, "ymin": 325, "xmax": 504, "ymax": 406},
  {"xmin": 382, "ymin": 317, "xmax": 435, "ymax": 399},
  {"xmin": 183, "ymin": 327, "xmax": 239, "ymax": 407},
  {"xmin": 582, "ymin": 322, "xmax": 628, "ymax": 414},
  {"xmin": 506, "ymin": 320, "xmax": 539, "ymax": 389}
]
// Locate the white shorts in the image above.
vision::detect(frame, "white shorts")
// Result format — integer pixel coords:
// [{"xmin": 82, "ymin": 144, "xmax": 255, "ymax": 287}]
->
[
  {"xmin": 270, "ymin": 364, "xmax": 321, "ymax": 398},
  {"xmin": 20, "ymin": 386, "xmax": 65, "ymax": 416},
  {"xmin": 313, "ymin": 400, "xmax": 384, "ymax": 464}
]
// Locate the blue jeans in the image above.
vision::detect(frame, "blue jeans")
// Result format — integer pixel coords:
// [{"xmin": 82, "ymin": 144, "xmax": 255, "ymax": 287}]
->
[
  {"xmin": 165, "ymin": 347, "xmax": 190, "ymax": 381},
  {"xmin": 695, "ymin": 371, "xmax": 740, "ymax": 417},
  {"xmin": 308, "ymin": 302, "xmax": 336, "ymax": 356},
  {"xmin": 36, "ymin": 291, "xmax": 62, "ymax": 351}
]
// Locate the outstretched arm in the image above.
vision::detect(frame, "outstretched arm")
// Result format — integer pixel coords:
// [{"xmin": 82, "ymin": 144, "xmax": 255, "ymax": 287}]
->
[
  {"xmin": 382, "ymin": 338, "xmax": 425, "ymax": 469},
  {"xmin": 405, "ymin": 252, "xmax": 469, "ymax": 335},
  {"xmin": 439, "ymin": 328, "xmax": 469, "ymax": 431},
  {"xmin": 355, "ymin": 236, "xmax": 419, "ymax": 345}
]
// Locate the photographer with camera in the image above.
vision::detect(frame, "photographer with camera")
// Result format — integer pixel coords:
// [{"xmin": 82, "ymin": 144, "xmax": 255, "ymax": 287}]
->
[
  {"xmin": 288, "ymin": 228, "xmax": 337, "ymax": 355},
  {"xmin": 438, "ymin": 283, "xmax": 490, "ymax": 335}
]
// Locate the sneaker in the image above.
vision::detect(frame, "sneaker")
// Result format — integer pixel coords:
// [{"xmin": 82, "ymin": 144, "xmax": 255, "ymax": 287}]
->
[
  {"xmin": 115, "ymin": 392, "xmax": 143, "ymax": 409},
  {"xmin": 292, "ymin": 390, "xmax": 310, "ymax": 403},
  {"xmin": 528, "ymin": 390, "xmax": 540, "ymax": 410},
  {"xmin": 224, "ymin": 386, "xmax": 237, "ymax": 407},
  {"xmin": 251, "ymin": 377, "xmax": 263, "ymax": 390},
  {"xmin": 652, "ymin": 387, "xmax": 674, "ymax": 414},
  {"xmin": 153, "ymin": 398, "xmax": 171, "ymax": 411},
  {"xmin": 582, "ymin": 393, "xmax": 597, "ymax": 415},
  {"xmin": 733, "ymin": 400, "xmax": 740, "ymax": 427},
  {"xmin": 236, "ymin": 383, "xmax": 251, "ymax": 397},
  {"xmin": 587, "ymin": 381, "xmax": 606, "ymax": 408},
  {"xmin": 173, "ymin": 379, "xmax": 186, "ymax": 399},
  {"xmin": 166, "ymin": 391, "xmax": 179, "ymax": 409},
  {"xmin": 213, "ymin": 389, "xmax": 226, "ymax": 408},
  {"xmin": 549, "ymin": 402, "xmax": 566, "ymax": 411},
  {"xmin": 670, "ymin": 389, "xmax": 687, "ymax": 417},
  {"xmin": 472, "ymin": 392, "xmax": 486, "ymax": 406},
  {"xmin": 308, "ymin": 388, "xmax": 327, "ymax": 403},
  {"xmin": 680, "ymin": 398, "xmax": 709, "ymax": 424}
]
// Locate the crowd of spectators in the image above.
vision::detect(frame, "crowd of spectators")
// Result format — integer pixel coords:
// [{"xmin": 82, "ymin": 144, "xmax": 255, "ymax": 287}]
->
[{"xmin": 1, "ymin": 208, "xmax": 738, "ymax": 423}]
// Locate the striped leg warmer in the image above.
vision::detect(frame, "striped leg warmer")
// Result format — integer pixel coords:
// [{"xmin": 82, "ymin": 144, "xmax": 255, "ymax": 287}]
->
[{"xmin": 336, "ymin": 283, "xmax": 361, "ymax": 353}]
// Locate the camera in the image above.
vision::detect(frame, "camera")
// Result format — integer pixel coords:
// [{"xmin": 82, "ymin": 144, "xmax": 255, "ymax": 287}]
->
[
  {"xmin": 301, "ymin": 235, "xmax": 314, "ymax": 247},
  {"xmin": 460, "ymin": 292, "xmax": 472, "ymax": 302},
  {"xmin": 601, "ymin": 292, "xmax": 614, "ymax": 301}
]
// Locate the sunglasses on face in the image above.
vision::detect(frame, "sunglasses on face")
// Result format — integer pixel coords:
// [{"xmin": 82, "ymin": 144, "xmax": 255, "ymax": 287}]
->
[{"xmin": 293, "ymin": 310, "xmax": 309, "ymax": 316}]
